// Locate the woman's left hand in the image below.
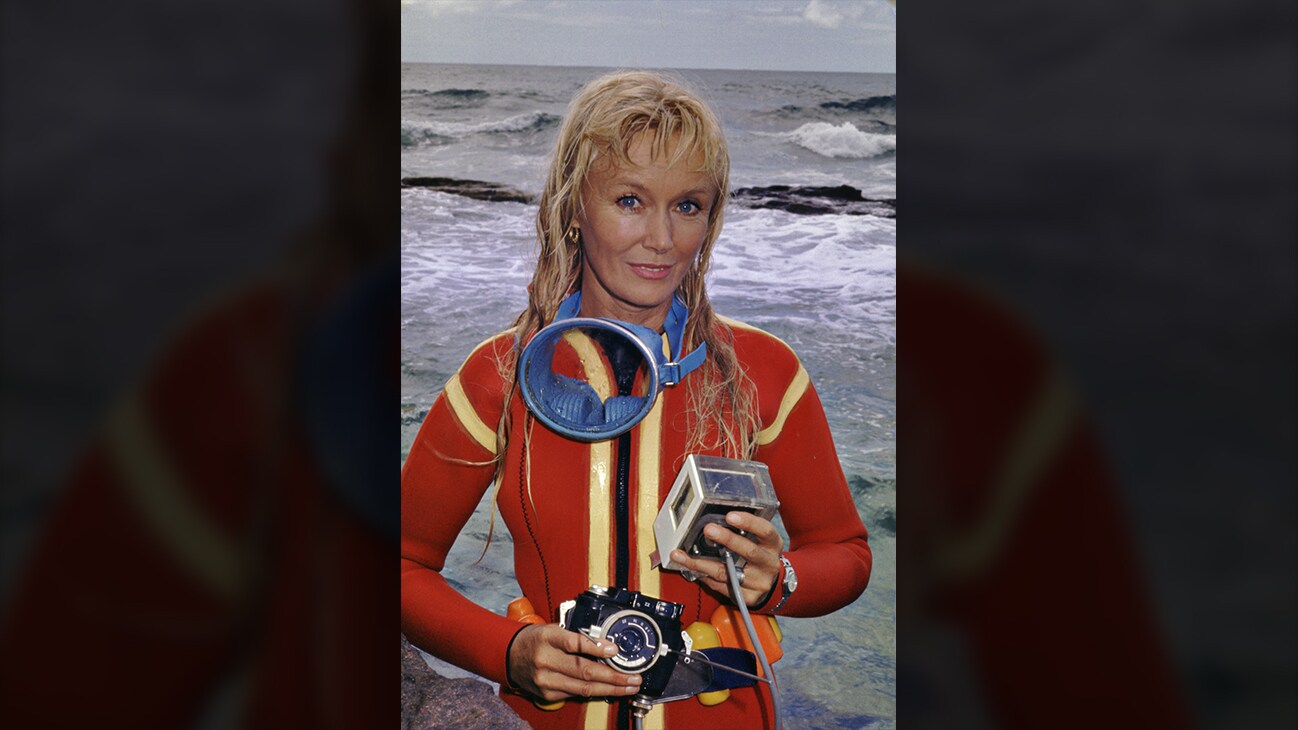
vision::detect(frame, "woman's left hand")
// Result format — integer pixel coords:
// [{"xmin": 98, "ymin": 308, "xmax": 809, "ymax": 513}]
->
[{"xmin": 669, "ymin": 511, "xmax": 784, "ymax": 608}]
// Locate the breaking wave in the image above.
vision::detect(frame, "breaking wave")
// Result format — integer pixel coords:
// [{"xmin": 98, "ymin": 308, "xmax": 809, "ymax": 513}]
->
[
  {"xmin": 787, "ymin": 122, "xmax": 896, "ymax": 159},
  {"xmin": 402, "ymin": 88, "xmax": 491, "ymax": 109},
  {"xmin": 400, "ymin": 111, "xmax": 561, "ymax": 147}
]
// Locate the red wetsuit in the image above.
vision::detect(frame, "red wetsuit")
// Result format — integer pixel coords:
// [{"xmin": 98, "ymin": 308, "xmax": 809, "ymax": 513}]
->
[{"xmin": 401, "ymin": 318, "xmax": 873, "ymax": 729}]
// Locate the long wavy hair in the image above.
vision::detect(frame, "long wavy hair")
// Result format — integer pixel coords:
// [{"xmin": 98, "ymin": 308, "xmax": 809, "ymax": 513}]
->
[{"xmin": 494, "ymin": 70, "xmax": 759, "ymax": 468}]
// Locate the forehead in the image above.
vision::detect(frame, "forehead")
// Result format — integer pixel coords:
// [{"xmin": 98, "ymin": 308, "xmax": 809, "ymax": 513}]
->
[{"xmin": 588, "ymin": 133, "xmax": 714, "ymax": 189}]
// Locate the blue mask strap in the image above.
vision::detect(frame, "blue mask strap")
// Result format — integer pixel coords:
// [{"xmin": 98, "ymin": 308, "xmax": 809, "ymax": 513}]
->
[
  {"xmin": 554, "ymin": 290, "xmax": 583, "ymax": 322},
  {"xmin": 659, "ymin": 297, "xmax": 707, "ymax": 386},
  {"xmin": 552, "ymin": 291, "xmax": 707, "ymax": 386}
]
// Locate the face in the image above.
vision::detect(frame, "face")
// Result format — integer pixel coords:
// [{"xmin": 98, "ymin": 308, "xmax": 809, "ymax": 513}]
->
[{"xmin": 573, "ymin": 134, "xmax": 717, "ymax": 328}]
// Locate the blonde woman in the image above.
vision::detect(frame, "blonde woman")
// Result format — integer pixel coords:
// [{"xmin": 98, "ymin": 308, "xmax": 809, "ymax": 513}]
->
[{"xmin": 402, "ymin": 71, "xmax": 871, "ymax": 729}]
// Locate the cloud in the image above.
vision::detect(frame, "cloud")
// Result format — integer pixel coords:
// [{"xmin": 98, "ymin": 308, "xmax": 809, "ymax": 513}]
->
[
  {"xmin": 801, "ymin": 0, "xmax": 893, "ymax": 29},
  {"xmin": 803, "ymin": 0, "xmax": 847, "ymax": 28}
]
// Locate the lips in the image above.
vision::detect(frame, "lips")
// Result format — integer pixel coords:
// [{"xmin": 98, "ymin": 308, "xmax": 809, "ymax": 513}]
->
[{"xmin": 629, "ymin": 263, "xmax": 673, "ymax": 280}]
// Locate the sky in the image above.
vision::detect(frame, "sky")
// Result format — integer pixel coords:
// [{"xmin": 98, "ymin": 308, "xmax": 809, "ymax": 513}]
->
[{"xmin": 401, "ymin": 0, "xmax": 896, "ymax": 74}]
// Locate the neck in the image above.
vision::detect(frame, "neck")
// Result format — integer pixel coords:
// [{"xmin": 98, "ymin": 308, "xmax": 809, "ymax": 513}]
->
[{"xmin": 576, "ymin": 289, "xmax": 671, "ymax": 331}]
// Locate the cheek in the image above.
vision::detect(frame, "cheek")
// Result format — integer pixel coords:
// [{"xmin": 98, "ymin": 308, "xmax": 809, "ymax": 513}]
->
[
  {"xmin": 587, "ymin": 216, "xmax": 639, "ymax": 252},
  {"xmin": 677, "ymin": 224, "xmax": 709, "ymax": 257}
]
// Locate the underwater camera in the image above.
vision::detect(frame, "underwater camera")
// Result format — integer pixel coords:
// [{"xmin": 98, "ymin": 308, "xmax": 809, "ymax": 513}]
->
[
  {"xmin": 559, "ymin": 586, "xmax": 687, "ymax": 699},
  {"xmin": 559, "ymin": 585, "xmax": 764, "ymax": 718},
  {"xmin": 652, "ymin": 455, "xmax": 780, "ymax": 577}
]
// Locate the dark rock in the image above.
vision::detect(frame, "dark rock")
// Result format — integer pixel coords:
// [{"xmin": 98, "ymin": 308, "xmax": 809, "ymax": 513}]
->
[
  {"xmin": 400, "ymin": 177, "xmax": 534, "ymax": 204},
  {"xmin": 731, "ymin": 185, "xmax": 896, "ymax": 218},
  {"xmin": 820, "ymin": 95, "xmax": 896, "ymax": 114},
  {"xmin": 874, "ymin": 508, "xmax": 897, "ymax": 536},
  {"xmin": 790, "ymin": 184, "xmax": 866, "ymax": 201},
  {"xmin": 401, "ymin": 635, "xmax": 529, "ymax": 730}
]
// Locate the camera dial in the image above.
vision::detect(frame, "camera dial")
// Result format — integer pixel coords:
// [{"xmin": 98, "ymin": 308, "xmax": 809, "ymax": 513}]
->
[{"xmin": 597, "ymin": 610, "xmax": 665, "ymax": 673}]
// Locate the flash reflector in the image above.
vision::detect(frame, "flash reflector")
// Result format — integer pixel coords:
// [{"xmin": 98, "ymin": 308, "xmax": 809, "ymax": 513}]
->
[{"xmin": 653, "ymin": 455, "xmax": 780, "ymax": 574}]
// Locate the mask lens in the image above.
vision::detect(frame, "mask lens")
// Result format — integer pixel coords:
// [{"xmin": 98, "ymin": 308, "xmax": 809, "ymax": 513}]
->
[{"xmin": 518, "ymin": 319, "xmax": 661, "ymax": 441}]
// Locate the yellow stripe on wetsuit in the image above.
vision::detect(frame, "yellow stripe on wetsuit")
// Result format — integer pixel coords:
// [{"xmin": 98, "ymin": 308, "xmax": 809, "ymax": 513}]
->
[{"xmin": 564, "ymin": 330, "xmax": 616, "ymax": 729}]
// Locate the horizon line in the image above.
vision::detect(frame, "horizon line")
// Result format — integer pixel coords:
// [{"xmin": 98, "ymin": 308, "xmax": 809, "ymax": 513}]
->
[{"xmin": 400, "ymin": 59, "xmax": 896, "ymax": 75}]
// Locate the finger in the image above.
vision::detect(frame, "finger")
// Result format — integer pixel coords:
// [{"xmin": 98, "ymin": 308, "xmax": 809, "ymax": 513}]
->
[
  {"xmin": 671, "ymin": 547, "xmax": 776, "ymax": 602},
  {"xmin": 669, "ymin": 549, "xmax": 728, "ymax": 583},
  {"xmin": 564, "ymin": 652, "xmax": 643, "ymax": 690},
  {"xmin": 532, "ymin": 664, "xmax": 639, "ymax": 701},
  {"xmin": 669, "ymin": 546, "xmax": 758, "ymax": 587},
  {"xmin": 535, "ymin": 652, "xmax": 642, "ymax": 698},
  {"xmin": 711, "ymin": 518, "xmax": 784, "ymax": 577},
  {"xmin": 726, "ymin": 511, "xmax": 783, "ymax": 550},
  {"xmin": 694, "ymin": 572, "xmax": 769, "ymax": 608},
  {"xmin": 703, "ymin": 522, "xmax": 761, "ymax": 561},
  {"xmin": 544, "ymin": 670, "xmax": 642, "ymax": 699},
  {"xmin": 544, "ymin": 631, "xmax": 643, "ymax": 687},
  {"xmin": 701, "ymin": 523, "xmax": 781, "ymax": 572},
  {"xmin": 556, "ymin": 628, "xmax": 620, "ymax": 660},
  {"xmin": 695, "ymin": 575, "xmax": 732, "ymax": 596},
  {"xmin": 685, "ymin": 548, "xmax": 737, "ymax": 581}
]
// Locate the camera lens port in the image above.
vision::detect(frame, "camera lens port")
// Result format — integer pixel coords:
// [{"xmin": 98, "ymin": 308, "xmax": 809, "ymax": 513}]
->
[{"xmin": 600, "ymin": 610, "xmax": 663, "ymax": 674}]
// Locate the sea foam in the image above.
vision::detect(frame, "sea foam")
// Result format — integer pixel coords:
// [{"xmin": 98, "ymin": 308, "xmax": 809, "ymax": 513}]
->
[
  {"xmin": 401, "ymin": 111, "xmax": 560, "ymax": 143},
  {"xmin": 788, "ymin": 121, "xmax": 896, "ymax": 159},
  {"xmin": 711, "ymin": 207, "xmax": 895, "ymax": 349}
]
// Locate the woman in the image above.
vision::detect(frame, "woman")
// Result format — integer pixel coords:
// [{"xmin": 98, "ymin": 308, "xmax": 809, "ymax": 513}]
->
[{"xmin": 402, "ymin": 71, "xmax": 872, "ymax": 729}]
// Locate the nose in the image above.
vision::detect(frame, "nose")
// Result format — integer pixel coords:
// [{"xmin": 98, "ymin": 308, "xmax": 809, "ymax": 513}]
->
[{"xmin": 643, "ymin": 209, "xmax": 672, "ymax": 254}]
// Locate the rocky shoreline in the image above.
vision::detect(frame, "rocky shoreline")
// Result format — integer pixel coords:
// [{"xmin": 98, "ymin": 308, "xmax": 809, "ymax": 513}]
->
[
  {"xmin": 401, "ymin": 635, "xmax": 528, "ymax": 729},
  {"xmin": 730, "ymin": 184, "xmax": 896, "ymax": 218},
  {"xmin": 400, "ymin": 177, "xmax": 535, "ymax": 204},
  {"xmin": 401, "ymin": 177, "xmax": 896, "ymax": 218}
]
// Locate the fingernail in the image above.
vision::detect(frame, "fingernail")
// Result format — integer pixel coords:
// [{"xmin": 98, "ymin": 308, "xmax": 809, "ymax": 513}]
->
[
  {"xmin": 627, "ymin": 675, "xmax": 641, "ymax": 686},
  {"xmin": 604, "ymin": 644, "xmax": 618, "ymax": 655},
  {"xmin": 671, "ymin": 550, "xmax": 686, "ymax": 562},
  {"xmin": 727, "ymin": 512, "xmax": 743, "ymax": 524},
  {"xmin": 704, "ymin": 524, "xmax": 721, "ymax": 537}
]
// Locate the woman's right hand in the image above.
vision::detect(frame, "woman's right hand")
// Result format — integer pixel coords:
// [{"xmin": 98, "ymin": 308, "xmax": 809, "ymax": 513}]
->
[{"xmin": 507, "ymin": 624, "xmax": 643, "ymax": 702}]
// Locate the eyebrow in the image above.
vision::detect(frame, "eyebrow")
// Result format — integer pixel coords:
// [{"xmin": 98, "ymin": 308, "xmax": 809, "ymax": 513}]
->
[{"xmin": 602, "ymin": 177, "xmax": 716, "ymax": 201}]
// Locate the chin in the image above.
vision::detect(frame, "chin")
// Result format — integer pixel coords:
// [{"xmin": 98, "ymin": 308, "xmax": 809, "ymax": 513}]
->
[{"xmin": 627, "ymin": 286, "xmax": 680, "ymax": 309}]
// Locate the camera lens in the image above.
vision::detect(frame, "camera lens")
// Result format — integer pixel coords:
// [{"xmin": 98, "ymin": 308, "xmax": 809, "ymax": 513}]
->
[
  {"xmin": 615, "ymin": 626, "xmax": 645, "ymax": 656},
  {"xmin": 600, "ymin": 610, "xmax": 662, "ymax": 673}
]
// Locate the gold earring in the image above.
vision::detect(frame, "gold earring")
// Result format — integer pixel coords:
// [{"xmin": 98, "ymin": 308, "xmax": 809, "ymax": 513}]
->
[{"xmin": 566, "ymin": 227, "xmax": 580, "ymax": 245}]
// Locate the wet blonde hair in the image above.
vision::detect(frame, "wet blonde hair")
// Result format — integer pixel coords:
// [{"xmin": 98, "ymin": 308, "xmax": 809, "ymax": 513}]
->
[{"xmin": 495, "ymin": 70, "xmax": 759, "ymax": 466}]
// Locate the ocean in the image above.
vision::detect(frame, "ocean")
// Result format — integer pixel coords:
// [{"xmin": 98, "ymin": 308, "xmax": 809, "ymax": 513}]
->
[{"xmin": 401, "ymin": 63, "xmax": 895, "ymax": 729}]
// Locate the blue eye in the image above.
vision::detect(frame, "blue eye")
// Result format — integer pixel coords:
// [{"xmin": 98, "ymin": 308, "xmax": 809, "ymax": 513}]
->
[
  {"xmin": 617, "ymin": 195, "xmax": 639, "ymax": 208},
  {"xmin": 677, "ymin": 200, "xmax": 702, "ymax": 215}
]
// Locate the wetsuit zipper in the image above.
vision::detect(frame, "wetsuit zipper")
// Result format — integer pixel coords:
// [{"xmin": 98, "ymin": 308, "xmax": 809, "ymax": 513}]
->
[
  {"xmin": 616, "ymin": 425, "xmax": 632, "ymax": 730},
  {"xmin": 601, "ymin": 331, "xmax": 638, "ymax": 730},
  {"xmin": 615, "ymin": 429, "xmax": 631, "ymax": 588}
]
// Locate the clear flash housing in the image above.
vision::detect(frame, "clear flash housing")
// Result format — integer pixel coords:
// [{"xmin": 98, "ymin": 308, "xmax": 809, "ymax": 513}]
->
[{"xmin": 653, "ymin": 455, "xmax": 780, "ymax": 574}]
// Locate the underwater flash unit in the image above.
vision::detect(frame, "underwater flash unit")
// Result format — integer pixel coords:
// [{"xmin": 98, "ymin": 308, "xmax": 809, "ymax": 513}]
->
[{"xmin": 652, "ymin": 455, "xmax": 780, "ymax": 577}]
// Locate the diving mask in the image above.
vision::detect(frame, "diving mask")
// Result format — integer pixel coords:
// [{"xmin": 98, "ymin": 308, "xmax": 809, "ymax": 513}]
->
[{"xmin": 517, "ymin": 291, "xmax": 707, "ymax": 441}]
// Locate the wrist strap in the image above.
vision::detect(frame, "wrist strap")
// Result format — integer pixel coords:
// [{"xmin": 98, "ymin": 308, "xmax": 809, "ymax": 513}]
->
[{"xmin": 771, "ymin": 555, "xmax": 794, "ymax": 613}]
